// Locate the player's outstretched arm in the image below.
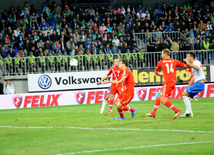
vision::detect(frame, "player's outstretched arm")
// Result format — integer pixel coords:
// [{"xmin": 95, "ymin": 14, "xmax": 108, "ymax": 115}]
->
[
  {"xmin": 117, "ymin": 76, "xmax": 127, "ymax": 84},
  {"xmin": 102, "ymin": 80, "xmax": 118, "ymax": 84},
  {"xmin": 183, "ymin": 59, "xmax": 200, "ymax": 70},
  {"xmin": 98, "ymin": 75, "xmax": 109, "ymax": 85}
]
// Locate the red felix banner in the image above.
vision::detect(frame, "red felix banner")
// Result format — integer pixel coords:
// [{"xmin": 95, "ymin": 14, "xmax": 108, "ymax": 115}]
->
[{"xmin": 0, "ymin": 83, "xmax": 213, "ymax": 110}]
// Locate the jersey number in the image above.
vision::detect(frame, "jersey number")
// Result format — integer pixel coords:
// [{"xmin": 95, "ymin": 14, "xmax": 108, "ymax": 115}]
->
[{"xmin": 165, "ymin": 63, "xmax": 174, "ymax": 73}]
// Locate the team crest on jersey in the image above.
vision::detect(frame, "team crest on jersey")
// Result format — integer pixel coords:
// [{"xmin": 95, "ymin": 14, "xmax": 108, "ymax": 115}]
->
[
  {"xmin": 12, "ymin": 95, "xmax": 22, "ymax": 108},
  {"xmin": 136, "ymin": 88, "xmax": 147, "ymax": 100},
  {"xmin": 75, "ymin": 92, "xmax": 85, "ymax": 104}
]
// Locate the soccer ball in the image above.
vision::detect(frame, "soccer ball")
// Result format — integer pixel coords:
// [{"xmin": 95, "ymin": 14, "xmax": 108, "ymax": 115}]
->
[{"xmin": 70, "ymin": 59, "xmax": 78, "ymax": 67}]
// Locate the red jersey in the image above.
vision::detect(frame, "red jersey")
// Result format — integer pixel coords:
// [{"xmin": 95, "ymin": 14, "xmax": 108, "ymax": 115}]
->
[
  {"xmin": 122, "ymin": 68, "xmax": 135, "ymax": 92},
  {"xmin": 155, "ymin": 58, "xmax": 185, "ymax": 83},
  {"xmin": 107, "ymin": 66, "xmax": 122, "ymax": 80}
]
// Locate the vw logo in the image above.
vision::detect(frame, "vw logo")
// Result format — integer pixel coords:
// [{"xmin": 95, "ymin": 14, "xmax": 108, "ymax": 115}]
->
[{"xmin": 38, "ymin": 75, "xmax": 52, "ymax": 89}]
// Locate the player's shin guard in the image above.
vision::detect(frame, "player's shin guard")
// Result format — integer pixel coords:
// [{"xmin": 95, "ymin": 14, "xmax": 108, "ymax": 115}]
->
[
  {"xmin": 117, "ymin": 108, "xmax": 124, "ymax": 118},
  {"xmin": 162, "ymin": 100, "xmax": 180, "ymax": 112},
  {"xmin": 100, "ymin": 100, "xmax": 108, "ymax": 114},
  {"xmin": 151, "ymin": 98, "xmax": 161, "ymax": 115},
  {"xmin": 122, "ymin": 106, "xmax": 135, "ymax": 112},
  {"xmin": 109, "ymin": 100, "xmax": 114, "ymax": 111},
  {"xmin": 183, "ymin": 96, "xmax": 193, "ymax": 115}
]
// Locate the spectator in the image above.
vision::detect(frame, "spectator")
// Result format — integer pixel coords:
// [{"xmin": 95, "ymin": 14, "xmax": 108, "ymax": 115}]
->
[
  {"xmin": 112, "ymin": 35, "xmax": 120, "ymax": 47},
  {"xmin": 66, "ymin": 38, "xmax": 75, "ymax": 50},
  {"xmin": 99, "ymin": 22, "xmax": 107, "ymax": 35},
  {"xmin": 137, "ymin": 9, "xmax": 146, "ymax": 19},
  {"xmin": 198, "ymin": 20, "xmax": 207, "ymax": 32},
  {"xmin": 194, "ymin": 39, "xmax": 202, "ymax": 50},
  {"xmin": 167, "ymin": 22, "xmax": 174, "ymax": 31},
  {"xmin": 73, "ymin": 30, "xmax": 80, "ymax": 44},
  {"xmin": 4, "ymin": 80, "xmax": 15, "ymax": 94},
  {"xmin": 14, "ymin": 27, "xmax": 21, "ymax": 37}
]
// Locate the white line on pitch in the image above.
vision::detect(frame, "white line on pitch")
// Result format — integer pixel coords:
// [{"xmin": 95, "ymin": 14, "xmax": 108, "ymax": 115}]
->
[
  {"xmin": 53, "ymin": 141, "xmax": 214, "ymax": 155},
  {"xmin": 0, "ymin": 126, "xmax": 213, "ymax": 134}
]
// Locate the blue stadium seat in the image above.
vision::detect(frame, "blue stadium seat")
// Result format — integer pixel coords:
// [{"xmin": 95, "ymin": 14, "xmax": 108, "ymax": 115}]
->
[
  {"xmin": 209, "ymin": 54, "xmax": 214, "ymax": 60},
  {"xmin": 47, "ymin": 21, "xmax": 54, "ymax": 26},
  {"xmin": 196, "ymin": 54, "xmax": 202, "ymax": 61}
]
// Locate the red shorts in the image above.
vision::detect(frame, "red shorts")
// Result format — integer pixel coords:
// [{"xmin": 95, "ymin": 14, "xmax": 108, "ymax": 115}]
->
[
  {"xmin": 119, "ymin": 91, "xmax": 134, "ymax": 105},
  {"xmin": 161, "ymin": 82, "xmax": 175, "ymax": 97},
  {"xmin": 110, "ymin": 83, "xmax": 123, "ymax": 95}
]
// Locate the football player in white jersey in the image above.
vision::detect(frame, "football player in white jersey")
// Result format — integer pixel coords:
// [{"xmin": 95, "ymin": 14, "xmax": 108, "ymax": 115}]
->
[{"xmin": 181, "ymin": 52, "xmax": 206, "ymax": 118}]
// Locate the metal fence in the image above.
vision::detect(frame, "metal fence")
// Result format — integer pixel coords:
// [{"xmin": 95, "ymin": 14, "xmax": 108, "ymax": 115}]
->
[
  {"xmin": 133, "ymin": 31, "xmax": 193, "ymax": 51},
  {"xmin": 0, "ymin": 50, "xmax": 213, "ymax": 76}
]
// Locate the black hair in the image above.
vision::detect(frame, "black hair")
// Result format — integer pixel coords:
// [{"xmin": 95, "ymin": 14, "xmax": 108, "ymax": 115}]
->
[
  {"xmin": 188, "ymin": 52, "xmax": 195, "ymax": 59},
  {"xmin": 120, "ymin": 59, "xmax": 128, "ymax": 66}
]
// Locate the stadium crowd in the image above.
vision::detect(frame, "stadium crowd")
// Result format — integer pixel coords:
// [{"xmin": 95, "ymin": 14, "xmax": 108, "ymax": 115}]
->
[{"xmin": 0, "ymin": 0, "xmax": 213, "ymax": 73}]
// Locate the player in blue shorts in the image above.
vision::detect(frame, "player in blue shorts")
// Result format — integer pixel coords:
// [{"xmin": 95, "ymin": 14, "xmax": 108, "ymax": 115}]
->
[{"xmin": 182, "ymin": 52, "xmax": 206, "ymax": 118}]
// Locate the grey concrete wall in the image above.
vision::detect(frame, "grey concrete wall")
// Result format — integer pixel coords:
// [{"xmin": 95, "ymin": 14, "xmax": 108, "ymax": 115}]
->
[{"xmin": 2, "ymin": 76, "xmax": 28, "ymax": 94}]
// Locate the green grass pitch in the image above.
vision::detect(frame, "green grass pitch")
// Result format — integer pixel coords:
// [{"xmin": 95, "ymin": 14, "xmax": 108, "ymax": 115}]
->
[{"xmin": 0, "ymin": 97, "xmax": 214, "ymax": 155}]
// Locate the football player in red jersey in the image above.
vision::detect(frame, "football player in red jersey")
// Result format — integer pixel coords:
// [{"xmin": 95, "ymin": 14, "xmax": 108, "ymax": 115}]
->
[
  {"xmin": 98, "ymin": 59, "xmax": 123, "ymax": 114},
  {"xmin": 103, "ymin": 60, "xmax": 137, "ymax": 120},
  {"xmin": 146, "ymin": 49, "xmax": 187, "ymax": 119}
]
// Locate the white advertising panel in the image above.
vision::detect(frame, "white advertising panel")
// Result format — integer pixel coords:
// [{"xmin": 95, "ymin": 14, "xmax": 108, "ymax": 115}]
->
[
  {"xmin": 28, "ymin": 71, "xmax": 111, "ymax": 92},
  {"xmin": 211, "ymin": 66, "xmax": 214, "ymax": 82},
  {"xmin": 1, "ymin": 83, "xmax": 214, "ymax": 110}
]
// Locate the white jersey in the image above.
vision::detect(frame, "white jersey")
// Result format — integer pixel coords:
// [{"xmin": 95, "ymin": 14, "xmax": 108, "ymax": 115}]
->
[{"xmin": 192, "ymin": 60, "xmax": 206, "ymax": 82}]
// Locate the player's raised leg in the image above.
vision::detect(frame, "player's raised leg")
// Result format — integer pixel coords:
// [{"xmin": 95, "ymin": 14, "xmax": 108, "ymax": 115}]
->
[
  {"xmin": 100, "ymin": 86, "xmax": 110, "ymax": 114},
  {"xmin": 162, "ymin": 97, "xmax": 181, "ymax": 119},
  {"xmin": 181, "ymin": 90, "xmax": 194, "ymax": 118}
]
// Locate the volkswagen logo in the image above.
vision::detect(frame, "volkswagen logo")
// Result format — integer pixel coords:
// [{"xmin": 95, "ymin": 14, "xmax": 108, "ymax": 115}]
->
[{"xmin": 38, "ymin": 75, "xmax": 52, "ymax": 89}]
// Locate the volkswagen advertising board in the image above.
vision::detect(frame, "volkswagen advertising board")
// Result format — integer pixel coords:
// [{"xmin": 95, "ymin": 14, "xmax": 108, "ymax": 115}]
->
[{"xmin": 28, "ymin": 71, "xmax": 111, "ymax": 92}]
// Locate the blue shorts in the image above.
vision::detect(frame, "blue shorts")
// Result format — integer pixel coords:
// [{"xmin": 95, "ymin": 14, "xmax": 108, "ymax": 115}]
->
[
  {"xmin": 186, "ymin": 82, "xmax": 204, "ymax": 98},
  {"xmin": 107, "ymin": 86, "xmax": 111, "ymax": 95}
]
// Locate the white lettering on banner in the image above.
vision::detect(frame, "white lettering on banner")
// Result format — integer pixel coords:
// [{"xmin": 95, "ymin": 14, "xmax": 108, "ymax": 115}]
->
[
  {"xmin": 28, "ymin": 71, "xmax": 111, "ymax": 92},
  {"xmin": 0, "ymin": 84, "xmax": 214, "ymax": 110}
]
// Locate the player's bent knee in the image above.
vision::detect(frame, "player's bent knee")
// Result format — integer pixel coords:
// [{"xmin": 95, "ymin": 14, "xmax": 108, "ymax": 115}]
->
[
  {"xmin": 116, "ymin": 103, "xmax": 123, "ymax": 109},
  {"xmin": 105, "ymin": 95, "xmax": 110, "ymax": 100},
  {"xmin": 182, "ymin": 91, "xmax": 189, "ymax": 97},
  {"xmin": 109, "ymin": 94, "xmax": 115, "ymax": 100}
]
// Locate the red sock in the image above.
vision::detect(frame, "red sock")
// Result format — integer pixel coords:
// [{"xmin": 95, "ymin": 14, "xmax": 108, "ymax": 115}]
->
[
  {"xmin": 151, "ymin": 98, "xmax": 161, "ymax": 115},
  {"xmin": 117, "ymin": 108, "xmax": 124, "ymax": 118},
  {"xmin": 163, "ymin": 100, "xmax": 180, "ymax": 112},
  {"xmin": 109, "ymin": 100, "xmax": 113, "ymax": 111},
  {"xmin": 122, "ymin": 106, "xmax": 135, "ymax": 112}
]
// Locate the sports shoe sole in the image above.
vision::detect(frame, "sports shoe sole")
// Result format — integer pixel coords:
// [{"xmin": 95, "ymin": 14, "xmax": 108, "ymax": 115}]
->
[
  {"xmin": 173, "ymin": 111, "xmax": 182, "ymax": 119},
  {"xmin": 146, "ymin": 113, "xmax": 156, "ymax": 118},
  {"xmin": 107, "ymin": 111, "xmax": 112, "ymax": 114},
  {"xmin": 131, "ymin": 108, "xmax": 137, "ymax": 117}
]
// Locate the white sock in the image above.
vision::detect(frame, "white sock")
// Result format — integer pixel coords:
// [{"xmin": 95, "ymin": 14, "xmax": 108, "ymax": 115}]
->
[
  {"xmin": 183, "ymin": 96, "xmax": 193, "ymax": 115},
  {"xmin": 100, "ymin": 100, "xmax": 108, "ymax": 114}
]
